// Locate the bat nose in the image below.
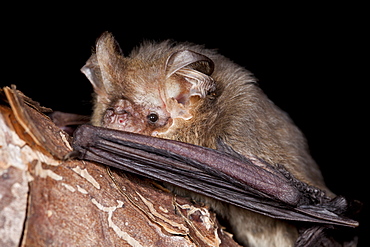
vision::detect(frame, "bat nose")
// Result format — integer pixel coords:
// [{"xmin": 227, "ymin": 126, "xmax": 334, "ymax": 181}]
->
[{"xmin": 115, "ymin": 109, "xmax": 129, "ymax": 115}]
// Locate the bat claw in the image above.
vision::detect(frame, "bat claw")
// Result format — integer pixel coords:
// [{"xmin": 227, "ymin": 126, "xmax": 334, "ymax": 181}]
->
[{"xmin": 63, "ymin": 150, "xmax": 82, "ymax": 161}]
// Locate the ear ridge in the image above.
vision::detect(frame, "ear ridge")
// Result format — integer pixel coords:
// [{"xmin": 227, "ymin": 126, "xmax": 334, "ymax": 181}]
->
[
  {"xmin": 175, "ymin": 68, "xmax": 215, "ymax": 98},
  {"xmin": 165, "ymin": 49, "xmax": 214, "ymax": 78}
]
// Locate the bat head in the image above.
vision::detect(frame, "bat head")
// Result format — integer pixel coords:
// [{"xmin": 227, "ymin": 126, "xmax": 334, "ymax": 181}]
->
[{"xmin": 82, "ymin": 32, "xmax": 216, "ymax": 137}]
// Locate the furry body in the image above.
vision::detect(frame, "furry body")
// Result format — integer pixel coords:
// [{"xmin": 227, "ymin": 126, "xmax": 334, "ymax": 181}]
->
[{"xmin": 82, "ymin": 33, "xmax": 331, "ymax": 246}]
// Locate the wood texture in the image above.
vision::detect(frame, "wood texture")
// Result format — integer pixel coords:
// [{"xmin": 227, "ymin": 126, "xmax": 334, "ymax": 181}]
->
[{"xmin": 0, "ymin": 86, "xmax": 240, "ymax": 247}]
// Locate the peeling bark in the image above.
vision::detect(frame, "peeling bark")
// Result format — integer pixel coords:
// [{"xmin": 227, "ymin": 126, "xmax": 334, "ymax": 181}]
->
[{"xmin": 0, "ymin": 86, "xmax": 240, "ymax": 247}]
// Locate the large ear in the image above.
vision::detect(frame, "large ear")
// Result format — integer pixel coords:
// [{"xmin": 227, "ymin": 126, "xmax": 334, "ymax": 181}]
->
[
  {"xmin": 81, "ymin": 32, "xmax": 124, "ymax": 98},
  {"xmin": 165, "ymin": 50, "xmax": 216, "ymax": 98}
]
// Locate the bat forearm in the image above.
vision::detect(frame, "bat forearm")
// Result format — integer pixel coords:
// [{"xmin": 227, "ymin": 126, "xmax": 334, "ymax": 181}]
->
[{"xmin": 72, "ymin": 125, "xmax": 359, "ymax": 228}]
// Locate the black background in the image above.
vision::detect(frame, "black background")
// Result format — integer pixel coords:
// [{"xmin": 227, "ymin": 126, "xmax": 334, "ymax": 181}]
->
[{"xmin": 1, "ymin": 4, "xmax": 368, "ymax": 246}]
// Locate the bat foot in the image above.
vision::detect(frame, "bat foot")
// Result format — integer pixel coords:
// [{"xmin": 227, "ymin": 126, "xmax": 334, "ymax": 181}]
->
[{"xmin": 150, "ymin": 181, "xmax": 172, "ymax": 193}]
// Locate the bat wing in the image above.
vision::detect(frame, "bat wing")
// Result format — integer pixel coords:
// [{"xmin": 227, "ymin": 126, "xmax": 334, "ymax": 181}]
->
[
  {"xmin": 71, "ymin": 125, "xmax": 359, "ymax": 230},
  {"xmin": 49, "ymin": 111, "xmax": 90, "ymax": 135}
]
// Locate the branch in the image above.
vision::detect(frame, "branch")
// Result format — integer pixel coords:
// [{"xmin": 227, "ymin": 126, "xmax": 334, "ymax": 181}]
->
[{"xmin": 0, "ymin": 85, "xmax": 240, "ymax": 247}]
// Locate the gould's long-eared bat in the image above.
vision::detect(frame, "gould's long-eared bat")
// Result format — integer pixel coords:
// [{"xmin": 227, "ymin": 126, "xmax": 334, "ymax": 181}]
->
[{"xmin": 71, "ymin": 32, "xmax": 360, "ymax": 246}]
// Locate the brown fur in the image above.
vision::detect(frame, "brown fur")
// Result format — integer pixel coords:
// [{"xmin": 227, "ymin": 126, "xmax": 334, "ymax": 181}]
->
[{"xmin": 82, "ymin": 32, "xmax": 332, "ymax": 246}]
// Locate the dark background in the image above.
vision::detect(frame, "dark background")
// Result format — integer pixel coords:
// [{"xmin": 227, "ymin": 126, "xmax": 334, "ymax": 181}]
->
[{"xmin": 1, "ymin": 4, "xmax": 368, "ymax": 246}]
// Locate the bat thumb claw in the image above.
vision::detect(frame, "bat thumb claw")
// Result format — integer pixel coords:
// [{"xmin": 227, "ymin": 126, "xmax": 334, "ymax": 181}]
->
[{"xmin": 63, "ymin": 150, "xmax": 82, "ymax": 161}]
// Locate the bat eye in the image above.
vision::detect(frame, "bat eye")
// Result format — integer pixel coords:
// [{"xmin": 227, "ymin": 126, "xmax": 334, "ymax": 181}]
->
[{"xmin": 147, "ymin": 113, "xmax": 159, "ymax": 123}]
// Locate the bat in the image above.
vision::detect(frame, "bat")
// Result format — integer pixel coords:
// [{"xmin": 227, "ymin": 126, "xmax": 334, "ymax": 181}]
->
[{"xmin": 69, "ymin": 32, "xmax": 360, "ymax": 246}]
